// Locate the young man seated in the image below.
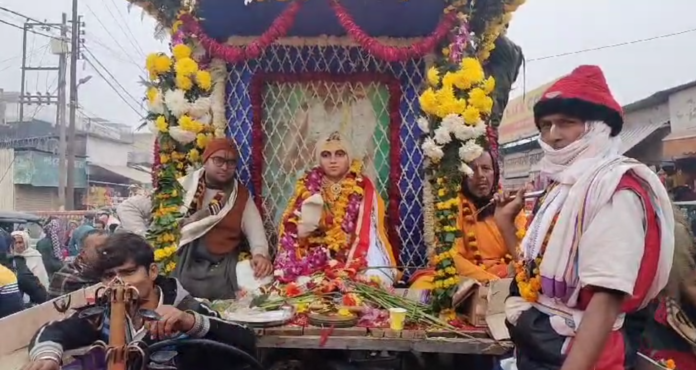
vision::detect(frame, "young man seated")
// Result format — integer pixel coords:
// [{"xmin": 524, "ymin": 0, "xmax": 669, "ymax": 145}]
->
[{"xmin": 23, "ymin": 232, "xmax": 258, "ymax": 370}]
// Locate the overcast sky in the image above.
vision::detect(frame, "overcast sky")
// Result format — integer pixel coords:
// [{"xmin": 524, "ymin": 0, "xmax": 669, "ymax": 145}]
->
[{"xmin": 1, "ymin": 0, "xmax": 695, "ymax": 127}]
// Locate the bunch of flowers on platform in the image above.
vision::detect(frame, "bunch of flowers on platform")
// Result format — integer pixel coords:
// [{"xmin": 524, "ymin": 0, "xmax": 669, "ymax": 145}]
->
[
  {"xmin": 145, "ymin": 38, "xmax": 214, "ymax": 274},
  {"xmin": 274, "ymin": 160, "xmax": 365, "ymax": 283}
]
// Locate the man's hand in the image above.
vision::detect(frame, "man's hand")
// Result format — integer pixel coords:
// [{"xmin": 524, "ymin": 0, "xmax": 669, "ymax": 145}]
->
[
  {"xmin": 251, "ymin": 254, "xmax": 273, "ymax": 278},
  {"xmin": 493, "ymin": 186, "xmax": 527, "ymax": 228},
  {"xmin": 145, "ymin": 305, "xmax": 195, "ymax": 340},
  {"xmin": 21, "ymin": 359, "xmax": 60, "ymax": 370}
]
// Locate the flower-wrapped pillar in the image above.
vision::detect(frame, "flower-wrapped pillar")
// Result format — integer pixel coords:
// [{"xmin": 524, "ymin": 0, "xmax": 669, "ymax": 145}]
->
[{"xmin": 419, "ymin": 0, "xmax": 526, "ymax": 312}]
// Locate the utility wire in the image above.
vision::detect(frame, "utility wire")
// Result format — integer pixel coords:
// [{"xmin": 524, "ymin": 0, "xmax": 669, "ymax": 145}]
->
[
  {"xmin": 0, "ymin": 6, "xmax": 62, "ymax": 32},
  {"xmin": 106, "ymin": 0, "xmax": 146, "ymax": 58},
  {"xmin": 82, "ymin": 49, "xmax": 142, "ymax": 116},
  {"xmin": 0, "ymin": 18, "xmax": 59, "ymax": 39},
  {"xmin": 83, "ymin": 46, "xmax": 142, "ymax": 109},
  {"xmin": 528, "ymin": 28, "xmax": 696, "ymax": 62}
]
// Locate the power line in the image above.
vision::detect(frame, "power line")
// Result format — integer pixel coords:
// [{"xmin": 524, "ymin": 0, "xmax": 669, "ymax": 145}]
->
[
  {"xmin": 84, "ymin": 3, "xmax": 137, "ymax": 66},
  {"xmin": 82, "ymin": 46, "xmax": 142, "ymax": 109},
  {"xmin": 82, "ymin": 50, "xmax": 142, "ymax": 116},
  {"xmin": 528, "ymin": 28, "xmax": 696, "ymax": 62},
  {"xmin": 105, "ymin": 0, "xmax": 146, "ymax": 58},
  {"xmin": 0, "ymin": 6, "xmax": 62, "ymax": 32},
  {"xmin": 0, "ymin": 18, "xmax": 59, "ymax": 39}
]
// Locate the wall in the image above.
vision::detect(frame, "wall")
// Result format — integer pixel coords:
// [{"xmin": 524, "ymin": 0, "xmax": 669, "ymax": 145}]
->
[
  {"xmin": 669, "ymin": 85, "xmax": 696, "ymax": 134},
  {"xmin": 15, "ymin": 185, "xmax": 59, "ymax": 211},
  {"xmin": 0, "ymin": 149, "xmax": 15, "ymax": 210},
  {"xmin": 85, "ymin": 136, "xmax": 131, "ymax": 167}
]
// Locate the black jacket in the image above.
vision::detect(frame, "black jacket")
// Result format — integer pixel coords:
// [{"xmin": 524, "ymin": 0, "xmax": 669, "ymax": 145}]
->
[
  {"xmin": 28, "ymin": 276, "xmax": 257, "ymax": 370},
  {"xmin": 0, "ymin": 253, "xmax": 47, "ymax": 304}
]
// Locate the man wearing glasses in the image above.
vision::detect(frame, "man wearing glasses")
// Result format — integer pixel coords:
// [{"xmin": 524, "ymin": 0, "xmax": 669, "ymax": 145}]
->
[{"xmin": 118, "ymin": 138, "xmax": 272, "ymax": 300}]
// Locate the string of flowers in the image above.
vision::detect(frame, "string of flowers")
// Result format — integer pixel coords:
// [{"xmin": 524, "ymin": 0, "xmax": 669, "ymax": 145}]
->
[
  {"xmin": 475, "ymin": 0, "xmax": 526, "ymax": 62},
  {"xmin": 274, "ymin": 160, "xmax": 365, "ymax": 283},
  {"xmin": 329, "ymin": 0, "xmax": 456, "ymax": 63},
  {"xmin": 514, "ymin": 214, "xmax": 556, "ymax": 302},
  {"xmin": 145, "ymin": 17, "xmax": 215, "ymax": 275}
]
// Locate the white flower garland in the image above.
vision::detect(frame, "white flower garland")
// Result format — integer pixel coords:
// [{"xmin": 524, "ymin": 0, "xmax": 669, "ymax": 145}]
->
[
  {"xmin": 209, "ymin": 58, "xmax": 228, "ymax": 138},
  {"xmin": 422, "ymin": 167, "xmax": 437, "ymax": 259}
]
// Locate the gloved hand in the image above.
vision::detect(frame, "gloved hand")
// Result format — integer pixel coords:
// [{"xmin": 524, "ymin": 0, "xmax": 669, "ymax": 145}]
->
[{"xmin": 297, "ymin": 194, "xmax": 324, "ymax": 238}]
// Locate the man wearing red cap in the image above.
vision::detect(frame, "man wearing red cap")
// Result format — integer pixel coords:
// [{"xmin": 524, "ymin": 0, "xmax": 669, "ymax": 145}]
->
[
  {"xmin": 494, "ymin": 65, "xmax": 675, "ymax": 370},
  {"xmin": 118, "ymin": 138, "xmax": 272, "ymax": 300}
]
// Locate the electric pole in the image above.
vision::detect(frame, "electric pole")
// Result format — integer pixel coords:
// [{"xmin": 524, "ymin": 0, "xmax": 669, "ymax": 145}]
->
[
  {"xmin": 57, "ymin": 13, "xmax": 68, "ymax": 209},
  {"xmin": 19, "ymin": 22, "xmax": 61, "ymax": 122},
  {"xmin": 66, "ymin": 0, "xmax": 83, "ymax": 210}
]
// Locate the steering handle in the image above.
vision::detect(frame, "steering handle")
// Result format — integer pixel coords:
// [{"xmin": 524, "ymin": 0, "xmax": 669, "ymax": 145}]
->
[{"xmin": 147, "ymin": 338, "xmax": 264, "ymax": 370}]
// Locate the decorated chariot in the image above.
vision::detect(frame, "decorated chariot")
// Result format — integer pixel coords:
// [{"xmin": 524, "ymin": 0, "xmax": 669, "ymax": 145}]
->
[{"xmin": 0, "ymin": 0, "xmax": 529, "ymax": 369}]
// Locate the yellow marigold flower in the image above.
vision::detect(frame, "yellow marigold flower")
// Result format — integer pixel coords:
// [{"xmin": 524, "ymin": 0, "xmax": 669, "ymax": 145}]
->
[
  {"xmin": 482, "ymin": 76, "xmax": 496, "ymax": 94},
  {"xmin": 196, "ymin": 133, "xmax": 209, "ymax": 149},
  {"xmin": 419, "ymin": 88, "xmax": 438, "ymax": 116},
  {"xmin": 146, "ymin": 53, "xmax": 158, "ymax": 72},
  {"xmin": 178, "ymin": 115, "xmax": 203, "ymax": 134},
  {"xmin": 174, "ymin": 57, "xmax": 198, "ymax": 76},
  {"xmin": 171, "ymin": 20, "xmax": 183, "ymax": 34},
  {"xmin": 176, "ymin": 74, "xmax": 193, "ymax": 90},
  {"xmin": 188, "ymin": 148, "xmax": 201, "ymax": 162},
  {"xmin": 154, "ymin": 249, "xmax": 165, "ymax": 261},
  {"xmin": 195, "ymin": 70, "xmax": 212, "ymax": 91},
  {"xmin": 172, "ymin": 44, "xmax": 192, "ymax": 61},
  {"xmin": 462, "ymin": 106, "xmax": 481, "ymax": 125},
  {"xmin": 426, "ymin": 67, "xmax": 440, "ymax": 87},
  {"xmin": 153, "ymin": 55, "xmax": 172, "ymax": 74},
  {"xmin": 160, "ymin": 153, "xmax": 171, "ymax": 164},
  {"xmin": 460, "ymin": 57, "xmax": 482, "ymax": 72},
  {"xmin": 165, "ymin": 262, "xmax": 176, "ymax": 273},
  {"xmin": 146, "ymin": 87, "xmax": 159, "ymax": 103},
  {"xmin": 155, "ymin": 116, "xmax": 168, "ymax": 133}
]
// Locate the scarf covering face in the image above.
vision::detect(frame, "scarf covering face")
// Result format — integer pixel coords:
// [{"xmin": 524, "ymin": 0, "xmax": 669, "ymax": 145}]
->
[
  {"xmin": 44, "ymin": 219, "xmax": 63, "ymax": 258},
  {"xmin": 521, "ymin": 121, "xmax": 674, "ymax": 310}
]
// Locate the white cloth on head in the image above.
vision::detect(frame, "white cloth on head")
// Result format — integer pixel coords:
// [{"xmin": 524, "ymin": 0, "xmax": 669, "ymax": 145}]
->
[
  {"xmin": 509, "ymin": 121, "xmax": 674, "ymax": 331},
  {"xmin": 11, "ymin": 230, "xmax": 49, "ymax": 287}
]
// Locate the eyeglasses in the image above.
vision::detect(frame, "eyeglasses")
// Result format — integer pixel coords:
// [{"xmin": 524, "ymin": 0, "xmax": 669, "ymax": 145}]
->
[{"xmin": 210, "ymin": 157, "xmax": 237, "ymax": 169}]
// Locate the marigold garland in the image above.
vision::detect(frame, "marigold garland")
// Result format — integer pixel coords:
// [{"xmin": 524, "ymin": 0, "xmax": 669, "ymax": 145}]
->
[
  {"xmin": 274, "ymin": 160, "xmax": 365, "ymax": 283},
  {"xmin": 514, "ymin": 215, "xmax": 557, "ymax": 302},
  {"xmin": 145, "ymin": 27, "xmax": 215, "ymax": 275}
]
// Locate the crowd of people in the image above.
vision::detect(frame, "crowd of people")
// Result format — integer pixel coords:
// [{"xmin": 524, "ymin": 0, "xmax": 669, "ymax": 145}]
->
[
  {"xmin": 4, "ymin": 64, "xmax": 696, "ymax": 370},
  {"xmin": 0, "ymin": 212, "xmax": 120, "ymax": 318}
]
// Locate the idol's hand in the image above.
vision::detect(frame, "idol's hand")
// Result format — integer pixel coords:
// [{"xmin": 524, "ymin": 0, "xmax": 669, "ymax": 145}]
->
[{"xmin": 298, "ymin": 194, "xmax": 324, "ymax": 237}]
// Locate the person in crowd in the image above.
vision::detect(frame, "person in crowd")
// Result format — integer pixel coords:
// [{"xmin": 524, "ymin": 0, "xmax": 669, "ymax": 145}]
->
[
  {"xmin": 274, "ymin": 132, "xmax": 398, "ymax": 285},
  {"xmin": 500, "ymin": 65, "xmax": 674, "ymax": 370},
  {"xmin": 639, "ymin": 206, "xmax": 696, "ymax": 370},
  {"xmin": 48, "ymin": 229, "xmax": 109, "ymax": 299},
  {"xmin": 94, "ymin": 220, "xmax": 106, "ymax": 231},
  {"xmin": 0, "ymin": 263, "xmax": 24, "ymax": 318},
  {"xmin": 11, "ymin": 230, "xmax": 50, "ymax": 288},
  {"xmin": 0, "ymin": 248, "xmax": 47, "ymax": 306},
  {"xmin": 23, "ymin": 232, "xmax": 258, "ymax": 370},
  {"xmin": 67, "ymin": 214, "xmax": 95, "ymax": 256},
  {"xmin": 35, "ymin": 218, "xmax": 65, "ymax": 279},
  {"xmin": 410, "ymin": 150, "xmax": 526, "ymax": 289},
  {"xmin": 118, "ymin": 138, "xmax": 272, "ymax": 300}
]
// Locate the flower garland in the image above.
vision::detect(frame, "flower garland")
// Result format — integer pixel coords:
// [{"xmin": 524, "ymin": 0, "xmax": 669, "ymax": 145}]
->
[
  {"xmin": 475, "ymin": 0, "xmax": 527, "ymax": 62},
  {"xmin": 145, "ymin": 22, "xmax": 216, "ymax": 275},
  {"xmin": 329, "ymin": 0, "xmax": 456, "ymax": 63},
  {"xmin": 460, "ymin": 201, "xmax": 513, "ymax": 269},
  {"xmin": 208, "ymin": 59, "xmax": 229, "ymax": 138},
  {"xmin": 249, "ymin": 71, "xmax": 403, "ymax": 256},
  {"xmin": 514, "ymin": 215, "xmax": 557, "ymax": 302},
  {"xmin": 179, "ymin": 1, "xmax": 302, "ymax": 64},
  {"xmin": 274, "ymin": 160, "xmax": 364, "ymax": 283}
]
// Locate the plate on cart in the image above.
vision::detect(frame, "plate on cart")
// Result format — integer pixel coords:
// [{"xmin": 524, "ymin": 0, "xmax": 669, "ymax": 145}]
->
[{"xmin": 221, "ymin": 308, "xmax": 294, "ymax": 328}]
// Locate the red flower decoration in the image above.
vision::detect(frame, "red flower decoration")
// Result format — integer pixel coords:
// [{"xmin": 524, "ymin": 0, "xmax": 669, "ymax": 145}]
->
[{"xmin": 329, "ymin": 0, "xmax": 456, "ymax": 62}]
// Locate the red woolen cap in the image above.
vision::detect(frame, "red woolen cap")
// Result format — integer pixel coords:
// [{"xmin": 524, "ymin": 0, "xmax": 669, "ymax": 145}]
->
[{"xmin": 533, "ymin": 65, "xmax": 624, "ymax": 135}]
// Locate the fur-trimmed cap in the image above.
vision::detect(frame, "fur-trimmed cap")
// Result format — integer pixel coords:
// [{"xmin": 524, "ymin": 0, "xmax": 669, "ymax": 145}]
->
[{"xmin": 533, "ymin": 65, "xmax": 623, "ymax": 136}]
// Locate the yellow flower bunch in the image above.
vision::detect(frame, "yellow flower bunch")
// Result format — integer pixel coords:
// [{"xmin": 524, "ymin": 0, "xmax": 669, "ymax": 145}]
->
[
  {"xmin": 154, "ymin": 245, "xmax": 177, "ymax": 262},
  {"xmin": 178, "ymin": 115, "xmax": 204, "ymax": 134},
  {"xmin": 431, "ymin": 179, "xmax": 461, "ymax": 294},
  {"xmin": 146, "ymin": 53, "xmax": 173, "ymax": 80},
  {"xmin": 155, "ymin": 116, "xmax": 168, "ymax": 133},
  {"xmin": 421, "ymin": 57, "xmax": 496, "ymax": 125}
]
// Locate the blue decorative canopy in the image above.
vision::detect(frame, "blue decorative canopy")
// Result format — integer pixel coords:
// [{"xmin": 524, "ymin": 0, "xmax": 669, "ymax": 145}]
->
[{"xmin": 198, "ymin": 0, "xmax": 447, "ymax": 39}]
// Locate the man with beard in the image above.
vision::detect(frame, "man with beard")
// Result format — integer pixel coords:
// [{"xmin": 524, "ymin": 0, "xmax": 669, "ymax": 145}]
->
[
  {"xmin": 498, "ymin": 65, "xmax": 674, "ymax": 370},
  {"xmin": 410, "ymin": 150, "xmax": 526, "ymax": 289},
  {"xmin": 118, "ymin": 138, "xmax": 272, "ymax": 300}
]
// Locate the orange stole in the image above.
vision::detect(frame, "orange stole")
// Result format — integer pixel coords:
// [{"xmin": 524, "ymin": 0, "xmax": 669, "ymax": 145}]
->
[{"xmin": 410, "ymin": 195, "xmax": 526, "ymax": 289}]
